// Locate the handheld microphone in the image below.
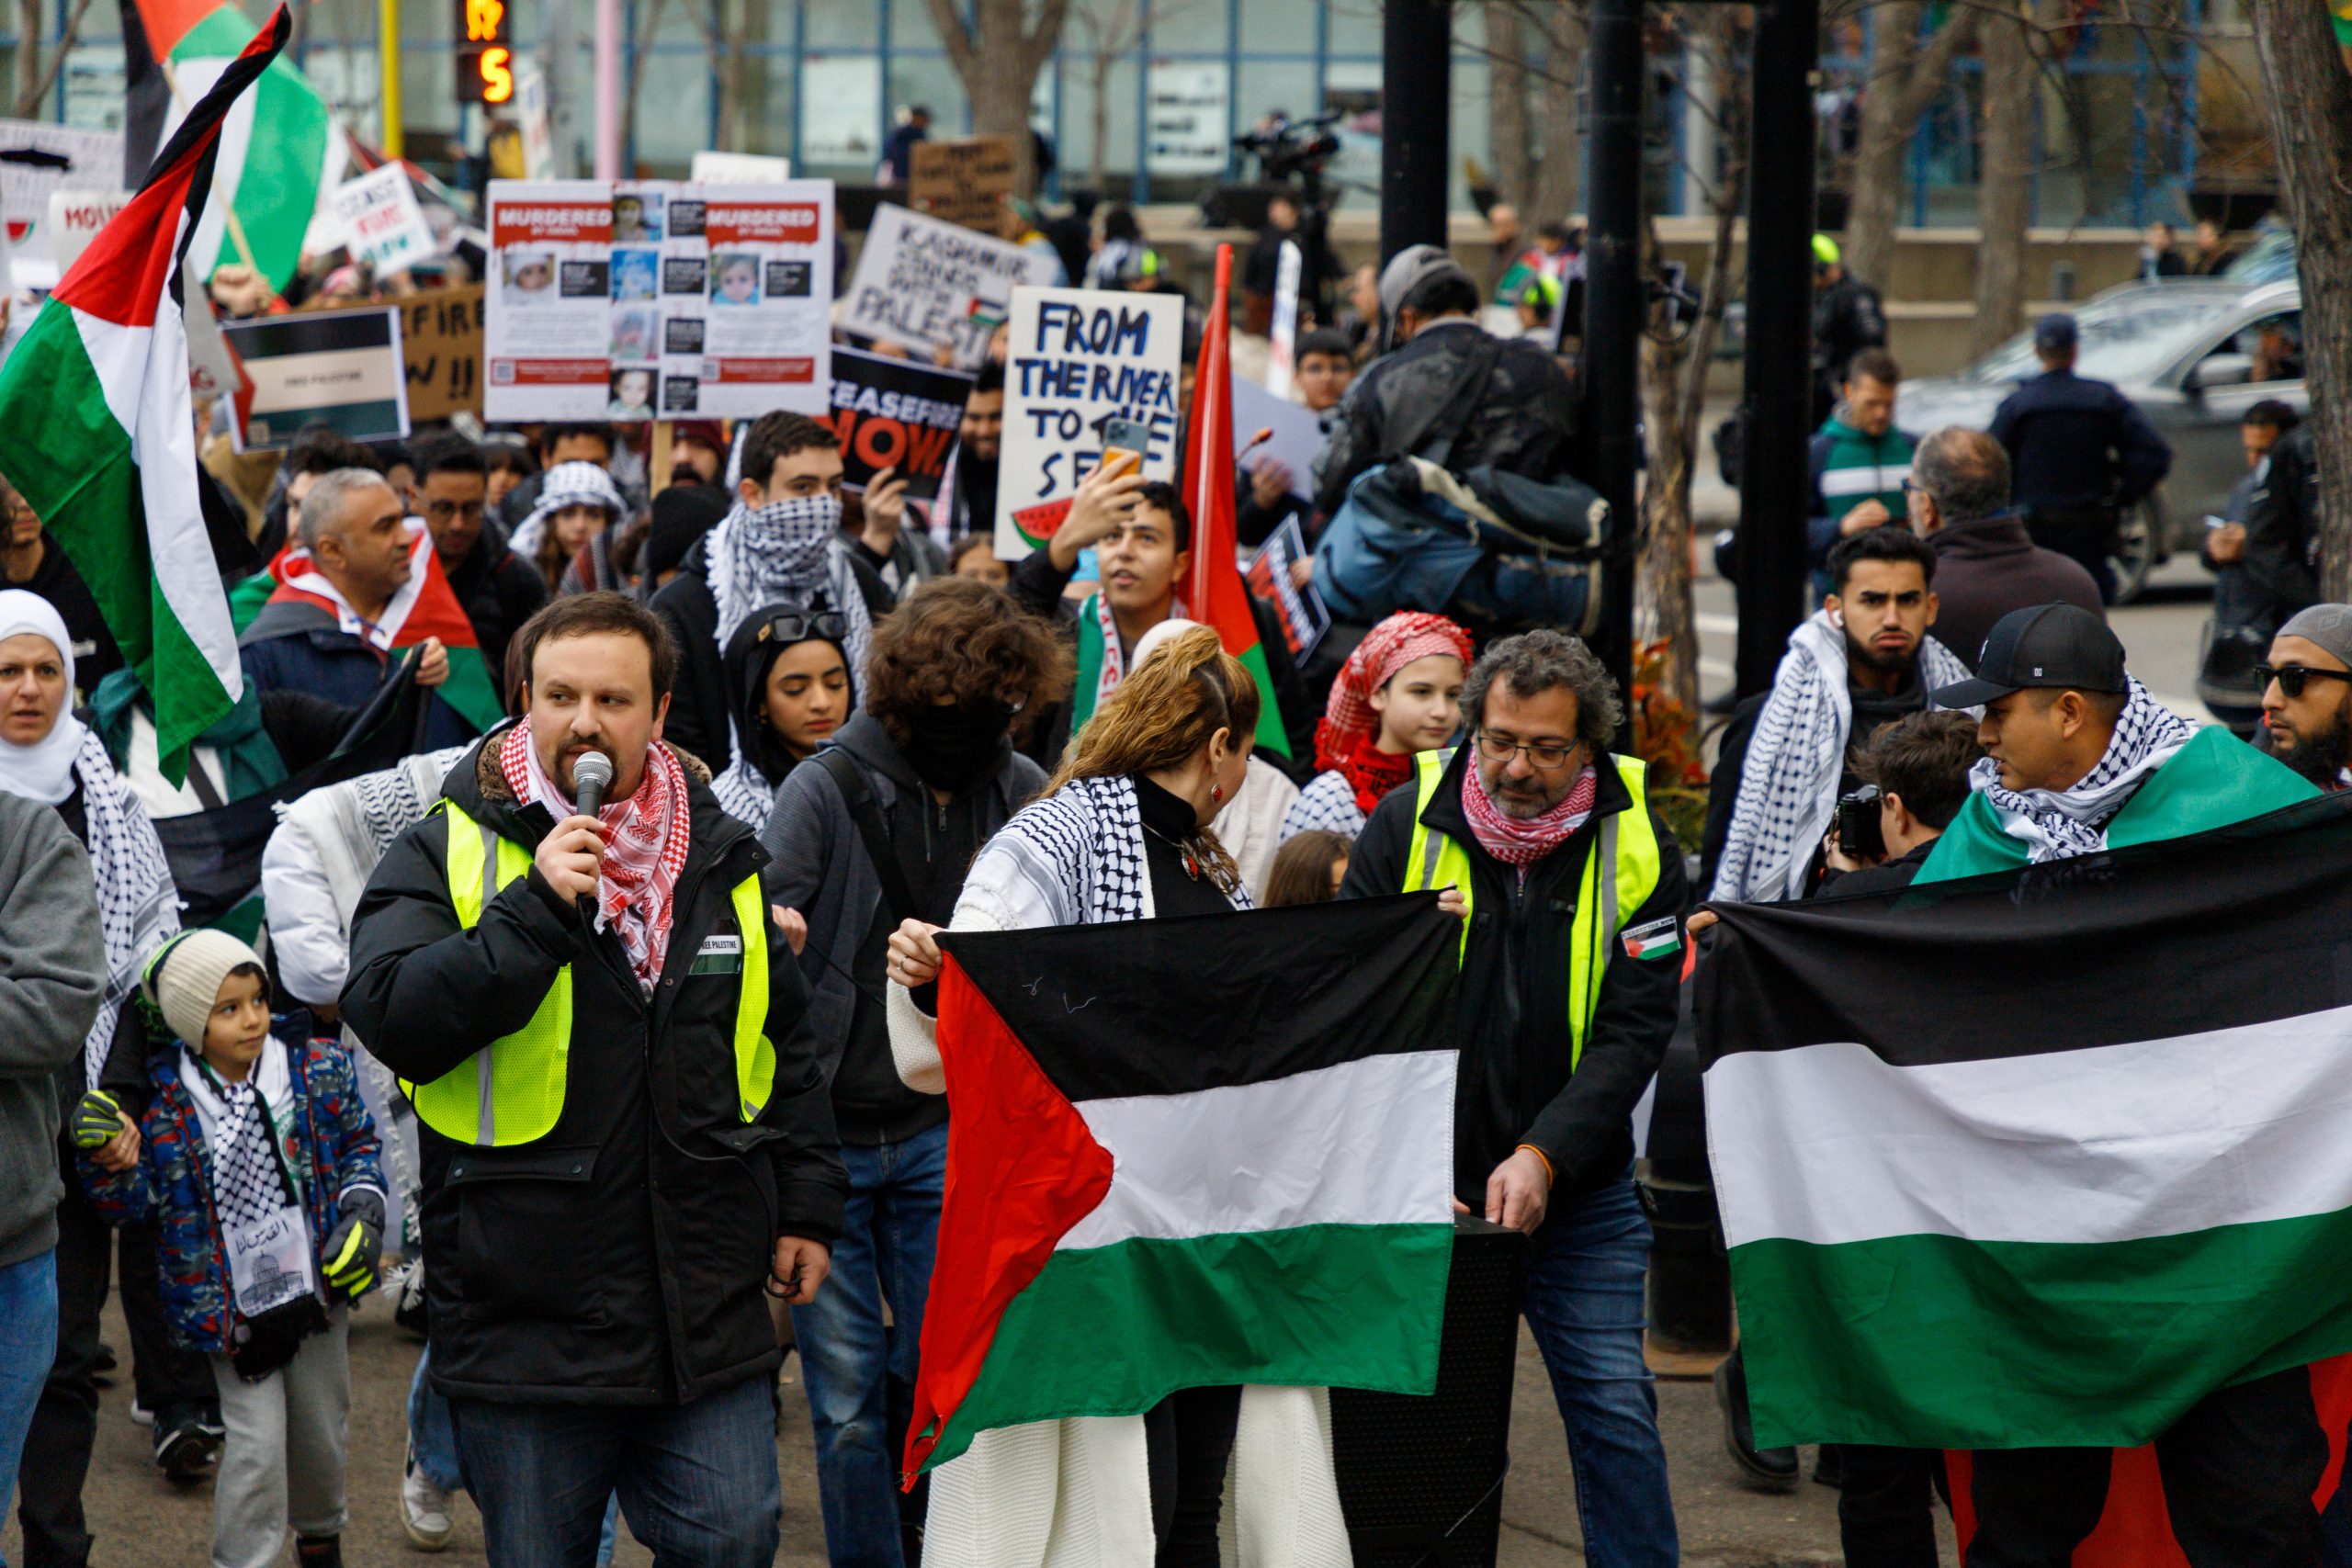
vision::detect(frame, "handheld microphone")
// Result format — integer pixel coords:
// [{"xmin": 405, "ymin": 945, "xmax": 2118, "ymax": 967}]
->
[
  {"xmin": 571, "ymin": 750, "xmax": 615, "ymax": 818},
  {"xmin": 1237, "ymin": 426, "xmax": 1275, "ymax": 463}
]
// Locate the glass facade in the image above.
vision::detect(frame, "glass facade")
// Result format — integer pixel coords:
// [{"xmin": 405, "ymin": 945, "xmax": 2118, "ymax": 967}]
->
[{"xmin": 6, "ymin": 0, "xmax": 2211, "ymax": 224}]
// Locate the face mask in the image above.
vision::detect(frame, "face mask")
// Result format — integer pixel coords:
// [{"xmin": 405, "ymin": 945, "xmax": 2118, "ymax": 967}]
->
[{"xmin": 901, "ymin": 702, "xmax": 1014, "ymax": 793}]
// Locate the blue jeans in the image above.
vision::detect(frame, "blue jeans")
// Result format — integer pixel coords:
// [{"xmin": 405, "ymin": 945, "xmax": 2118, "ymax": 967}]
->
[
  {"xmin": 788, "ymin": 1120, "xmax": 945, "ymax": 1568},
  {"xmin": 0, "ymin": 1248, "xmax": 59, "ymax": 1568},
  {"xmin": 415, "ymin": 1348, "xmax": 622, "ymax": 1564},
  {"xmin": 448, "ymin": 1375, "xmax": 779, "ymax": 1568},
  {"xmin": 1522, "ymin": 1172, "xmax": 1679, "ymax": 1568}
]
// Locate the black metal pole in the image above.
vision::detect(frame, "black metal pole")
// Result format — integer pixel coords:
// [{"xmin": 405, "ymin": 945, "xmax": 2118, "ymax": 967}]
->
[
  {"xmin": 1581, "ymin": 0, "xmax": 1644, "ymax": 730},
  {"xmin": 1378, "ymin": 0, "xmax": 1450, "ymax": 265},
  {"xmin": 1734, "ymin": 0, "xmax": 1822, "ymax": 697}
]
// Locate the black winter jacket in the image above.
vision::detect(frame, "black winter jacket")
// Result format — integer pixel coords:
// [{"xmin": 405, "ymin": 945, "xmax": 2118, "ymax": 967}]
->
[
  {"xmin": 1339, "ymin": 747, "xmax": 1687, "ymax": 1208},
  {"xmin": 2241, "ymin": 422, "xmax": 2322, "ymax": 635},
  {"xmin": 342, "ymin": 726, "xmax": 846, "ymax": 1406}
]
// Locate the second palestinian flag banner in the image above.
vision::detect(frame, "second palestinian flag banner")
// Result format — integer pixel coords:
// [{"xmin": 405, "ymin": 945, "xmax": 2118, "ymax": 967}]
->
[
  {"xmin": 1698, "ymin": 794, "xmax": 2352, "ymax": 1454},
  {"xmin": 905, "ymin": 894, "xmax": 1462, "ymax": 1477},
  {"xmin": 252, "ymin": 530, "xmax": 503, "ymax": 733},
  {"xmin": 0, "ymin": 7, "xmax": 288, "ymax": 781}
]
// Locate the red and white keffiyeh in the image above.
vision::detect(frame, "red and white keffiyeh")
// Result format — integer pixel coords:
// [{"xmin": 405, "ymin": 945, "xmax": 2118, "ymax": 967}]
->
[
  {"xmin": 1315, "ymin": 612, "xmax": 1476, "ymax": 812},
  {"xmin": 1091, "ymin": 589, "xmax": 1190, "ymax": 716},
  {"xmin": 1461, "ymin": 761, "xmax": 1599, "ymax": 868},
  {"xmin": 500, "ymin": 725, "xmax": 694, "ymax": 992}
]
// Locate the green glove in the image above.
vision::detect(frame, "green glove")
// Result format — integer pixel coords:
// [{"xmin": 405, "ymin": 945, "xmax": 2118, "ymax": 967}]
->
[
  {"xmin": 322, "ymin": 1189, "xmax": 385, "ymax": 1300},
  {"xmin": 71, "ymin": 1090, "xmax": 126, "ymax": 1151}
]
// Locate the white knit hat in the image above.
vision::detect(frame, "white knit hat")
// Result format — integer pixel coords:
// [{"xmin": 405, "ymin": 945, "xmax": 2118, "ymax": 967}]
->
[{"xmin": 143, "ymin": 929, "xmax": 265, "ymax": 1048}]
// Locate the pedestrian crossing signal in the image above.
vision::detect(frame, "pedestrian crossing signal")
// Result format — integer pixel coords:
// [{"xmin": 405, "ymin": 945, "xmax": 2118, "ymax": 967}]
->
[{"xmin": 455, "ymin": 0, "xmax": 514, "ymax": 105}]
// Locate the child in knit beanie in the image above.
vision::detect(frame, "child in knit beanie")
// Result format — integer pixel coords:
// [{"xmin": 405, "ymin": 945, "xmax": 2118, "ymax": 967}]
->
[{"xmin": 79, "ymin": 928, "xmax": 383, "ymax": 1568}]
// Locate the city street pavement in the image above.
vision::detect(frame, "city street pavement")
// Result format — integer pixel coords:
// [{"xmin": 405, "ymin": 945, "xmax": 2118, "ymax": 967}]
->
[{"xmin": 15, "ymin": 1292, "xmax": 1952, "ymax": 1565}]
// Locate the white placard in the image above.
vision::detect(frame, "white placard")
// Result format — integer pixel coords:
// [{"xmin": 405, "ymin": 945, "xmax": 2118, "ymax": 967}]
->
[
  {"xmin": 1231, "ymin": 371, "xmax": 1326, "ymax": 504},
  {"xmin": 485, "ymin": 177, "xmax": 835, "ymax": 423},
  {"xmin": 801, "ymin": 56, "xmax": 881, "ymax": 167},
  {"xmin": 994, "ymin": 286, "xmax": 1186, "ymax": 561},
  {"xmin": 1146, "ymin": 62, "xmax": 1229, "ymax": 175},
  {"xmin": 329, "ymin": 164, "xmax": 438, "ymax": 276},
  {"xmin": 1264, "ymin": 239, "xmax": 1302, "ymax": 400},
  {"xmin": 692, "ymin": 151, "xmax": 792, "ymax": 184},
  {"xmin": 514, "ymin": 65, "xmax": 556, "ymax": 179},
  {"xmin": 842, "ymin": 204, "xmax": 1058, "ymax": 370},
  {"xmin": 43, "ymin": 188, "xmax": 130, "ymax": 273},
  {"xmin": 0, "ymin": 119, "xmax": 124, "ymax": 257}
]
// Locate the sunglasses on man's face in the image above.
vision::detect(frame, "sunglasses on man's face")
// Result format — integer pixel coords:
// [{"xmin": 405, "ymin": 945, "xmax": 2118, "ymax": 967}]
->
[{"xmin": 2254, "ymin": 663, "xmax": 2352, "ymax": 699}]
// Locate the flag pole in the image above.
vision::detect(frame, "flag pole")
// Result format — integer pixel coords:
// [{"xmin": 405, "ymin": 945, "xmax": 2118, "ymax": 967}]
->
[
  {"xmin": 158, "ymin": 58, "xmax": 263, "ymax": 279},
  {"xmin": 593, "ymin": 0, "xmax": 621, "ymax": 177},
  {"xmin": 379, "ymin": 0, "xmax": 403, "ymax": 158}
]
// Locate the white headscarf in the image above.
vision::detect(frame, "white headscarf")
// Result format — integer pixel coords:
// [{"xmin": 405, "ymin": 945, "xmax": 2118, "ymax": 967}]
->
[
  {"xmin": 0, "ymin": 589, "xmax": 87, "ymax": 806},
  {"xmin": 510, "ymin": 460, "xmax": 627, "ymax": 561}
]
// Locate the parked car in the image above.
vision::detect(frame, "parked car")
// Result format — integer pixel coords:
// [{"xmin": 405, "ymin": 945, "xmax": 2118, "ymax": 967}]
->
[{"xmin": 1894, "ymin": 277, "xmax": 2305, "ymax": 603}]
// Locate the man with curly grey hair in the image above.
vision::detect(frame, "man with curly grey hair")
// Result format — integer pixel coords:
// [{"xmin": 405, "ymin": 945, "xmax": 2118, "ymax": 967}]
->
[{"xmin": 1340, "ymin": 627, "xmax": 1687, "ymax": 1568}]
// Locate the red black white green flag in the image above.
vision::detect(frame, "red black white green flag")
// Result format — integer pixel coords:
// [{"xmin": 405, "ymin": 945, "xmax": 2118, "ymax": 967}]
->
[{"xmin": 903, "ymin": 894, "xmax": 1462, "ymax": 1478}]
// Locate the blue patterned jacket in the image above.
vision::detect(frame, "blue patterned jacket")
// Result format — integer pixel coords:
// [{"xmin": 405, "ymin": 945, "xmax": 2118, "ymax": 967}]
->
[{"xmin": 79, "ymin": 1015, "xmax": 383, "ymax": 1354}]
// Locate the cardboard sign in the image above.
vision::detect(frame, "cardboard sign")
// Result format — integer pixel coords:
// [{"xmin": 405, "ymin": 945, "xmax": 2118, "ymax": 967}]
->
[
  {"xmin": 328, "ymin": 164, "xmax": 438, "ymax": 276},
  {"xmin": 691, "ymin": 151, "xmax": 792, "ymax": 184},
  {"xmin": 484, "ymin": 177, "xmax": 834, "ymax": 422},
  {"xmin": 0, "ymin": 119, "xmax": 124, "ymax": 255},
  {"xmin": 994, "ymin": 286, "xmax": 1185, "ymax": 559},
  {"xmin": 223, "ymin": 306, "xmax": 410, "ymax": 450},
  {"xmin": 401, "ymin": 284, "xmax": 486, "ymax": 422},
  {"xmin": 44, "ymin": 189, "xmax": 131, "ymax": 272},
  {"xmin": 821, "ymin": 348, "xmax": 974, "ymax": 502},
  {"xmin": 909, "ymin": 136, "xmax": 1014, "ymax": 233},
  {"xmin": 842, "ymin": 204, "xmax": 1057, "ymax": 369},
  {"xmin": 1245, "ymin": 515, "xmax": 1330, "ymax": 661}
]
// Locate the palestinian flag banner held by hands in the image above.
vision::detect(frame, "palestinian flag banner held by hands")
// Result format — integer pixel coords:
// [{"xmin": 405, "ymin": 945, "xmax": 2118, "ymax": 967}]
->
[
  {"xmin": 1180, "ymin": 241, "xmax": 1289, "ymax": 756},
  {"xmin": 904, "ymin": 894, "xmax": 1462, "ymax": 1478},
  {"xmin": 1698, "ymin": 794, "xmax": 2352, "ymax": 1458},
  {"xmin": 126, "ymin": 0, "xmax": 341, "ymax": 289},
  {"xmin": 0, "ymin": 7, "xmax": 289, "ymax": 783},
  {"xmin": 254, "ymin": 529, "xmax": 503, "ymax": 732}
]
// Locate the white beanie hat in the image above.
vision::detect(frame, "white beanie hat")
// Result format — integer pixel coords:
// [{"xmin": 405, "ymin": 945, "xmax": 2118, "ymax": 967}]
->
[{"xmin": 143, "ymin": 929, "xmax": 265, "ymax": 1048}]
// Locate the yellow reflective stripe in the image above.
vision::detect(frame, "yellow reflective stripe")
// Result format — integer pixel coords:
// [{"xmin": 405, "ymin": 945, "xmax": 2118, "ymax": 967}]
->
[
  {"xmin": 731, "ymin": 875, "xmax": 776, "ymax": 1122},
  {"xmin": 1404, "ymin": 750, "xmax": 1474, "ymax": 964}
]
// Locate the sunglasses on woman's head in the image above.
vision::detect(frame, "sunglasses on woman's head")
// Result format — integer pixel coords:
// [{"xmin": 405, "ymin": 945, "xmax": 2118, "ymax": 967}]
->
[{"xmin": 754, "ymin": 610, "xmax": 847, "ymax": 645}]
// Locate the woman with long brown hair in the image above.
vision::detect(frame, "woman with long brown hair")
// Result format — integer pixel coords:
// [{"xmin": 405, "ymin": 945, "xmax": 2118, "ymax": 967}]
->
[{"xmin": 884, "ymin": 624, "xmax": 1346, "ymax": 1567}]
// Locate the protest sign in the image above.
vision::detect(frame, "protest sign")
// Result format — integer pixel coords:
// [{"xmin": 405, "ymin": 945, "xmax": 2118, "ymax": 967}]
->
[
  {"xmin": 485, "ymin": 177, "xmax": 834, "ymax": 423},
  {"xmin": 995, "ymin": 286, "xmax": 1185, "ymax": 560},
  {"xmin": 822, "ymin": 348, "xmax": 974, "ymax": 502},
  {"xmin": 1244, "ymin": 515, "xmax": 1331, "ymax": 661},
  {"xmin": 401, "ymin": 284, "xmax": 486, "ymax": 422},
  {"xmin": 514, "ymin": 66, "xmax": 557, "ymax": 177},
  {"xmin": 1264, "ymin": 239, "xmax": 1302, "ymax": 400},
  {"xmin": 692, "ymin": 151, "xmax": 792, "ymax": 183},
  {"xmin": 1230, "ymin": 372, "xmax": 1325, "ymax": 502},
  {"xmin": 0, "ymin": 119, "xmax": 123, "ymax": 255},
  {"xmin": 224, "ymin": 306, "xmax": 409, "ymax": 449},
  {"xmin": 44, "ymin": 189, "xmax": 132, "ymax": 273},
  {"xmin": 328, "ymin": 164, "xmax": 437, "ymax": 276},
  {"xmin": 909, "ymin": 136, "xmax": 1014, "ymax": 233},
  {"xmin": 185, "ymin": 290, "xmax": 241, "ymax": 403},
  {"xmin": 842, "ymin": 204, "xmax": 1057, "ymax": 369}
]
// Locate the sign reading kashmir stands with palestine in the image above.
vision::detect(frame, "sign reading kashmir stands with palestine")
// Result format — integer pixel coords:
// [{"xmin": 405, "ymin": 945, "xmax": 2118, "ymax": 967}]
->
[
  {"xmin": 842, "ymin": 204, "xmax": 1057, "ymax": 370},
  {"xmin": 993, "ymin": 286, "xmax": 1184, "ymax": 561},
  {"xmin": 483, "ymin": 177, "xmax": 833, "ymax": 423}
]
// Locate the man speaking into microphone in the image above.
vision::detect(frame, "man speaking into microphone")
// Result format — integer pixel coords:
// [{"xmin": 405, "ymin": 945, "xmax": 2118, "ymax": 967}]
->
[{"xmin": 345, "ymin": 592, "xmax": 845, "ymax": 1565}]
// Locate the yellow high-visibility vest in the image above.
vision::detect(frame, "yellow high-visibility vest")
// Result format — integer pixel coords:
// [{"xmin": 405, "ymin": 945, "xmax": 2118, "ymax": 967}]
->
[
  {"xmin": 1401, "ymin": 748, "xmax": 1664, "ymax": 1070},
  {"xmin": 400, "ymin": 799, "xmax": 776, "ymax": 1146}
]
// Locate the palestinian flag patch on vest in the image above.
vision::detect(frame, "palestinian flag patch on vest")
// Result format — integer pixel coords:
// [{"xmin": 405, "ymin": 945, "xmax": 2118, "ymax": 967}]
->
[
  {"xmin": 1622, "ymin": 915, "xmax": 1680, "ymax": 961},
  {"xmin": 903, "ymin": 894, "xmax": 1462, "ymax": 1480}
]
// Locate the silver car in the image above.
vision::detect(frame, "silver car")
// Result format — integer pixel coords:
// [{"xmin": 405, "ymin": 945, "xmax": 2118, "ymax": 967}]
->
[{"xmin": 1894, "ymin": 277, "xmax": 2305, "ymax": 603}]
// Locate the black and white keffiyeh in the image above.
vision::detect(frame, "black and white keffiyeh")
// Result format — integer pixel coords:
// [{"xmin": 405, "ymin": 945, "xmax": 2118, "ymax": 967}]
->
[
  {"xmin": 970, "ymin": 774, "xmax": 1252, "ymax": 930},
  {"xmin": 77, "ymin": 732, "xmax": 182, "ymax": 1089},
  {"xmin": 1280, "ymin": 770, "xmax": 1368, "ymax": 843},
  {"xmin": 1710, "ymin": 611, "xmax": 1973, "ymax": 904},
  {"xmin": 711, "ymin": 752, "xmax": 780, "ymax": 827},
  {"xmin": 706, "ymin": 497, "xmax": 873, "ymax": 790},
  {"xmin": 1969, "ymin": 677, "xmax": 2195, "ymax": 863},
  {"xmin": 209, "ymin": 1078, "xmax": 293, "ymax": 1227}
]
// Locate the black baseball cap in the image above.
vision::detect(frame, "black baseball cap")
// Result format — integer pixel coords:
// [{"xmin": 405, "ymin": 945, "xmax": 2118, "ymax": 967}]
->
[
  {"xmin": 1930, "ymin": 604, "xmax": 2126, "ymax": 707},
  {"xmin": 2033, "ymin": 312, "xmax": 2079, "ymax": 351}
]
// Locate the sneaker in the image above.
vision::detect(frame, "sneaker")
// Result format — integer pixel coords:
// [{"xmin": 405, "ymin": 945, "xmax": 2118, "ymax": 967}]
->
[
  {"xmin": 92, "ymin": 1340, "xmax": 118, "ymax": 1381},
  {"xmin": 402, "ymin": 1446, "xmax": 456, "ymax": 1551},
  {"xmin": 295, "ymin": 1536, "xmax": 345, "ymax": 1568},
  {"xmin": 153, "ymin": 1412, "xmax": 222, "ymax": 1479}
]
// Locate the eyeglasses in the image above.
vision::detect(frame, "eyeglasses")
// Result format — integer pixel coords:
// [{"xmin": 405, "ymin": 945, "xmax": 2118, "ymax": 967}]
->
[
  {"xmin": 753, "ymin": 609, "xmax": 848, "ymax": 645},
  {"xmin": 2254, "ymin": 664, "xmax": 2352, "ymax": 699},
  {"xmin": 1474, "ymin": 731, "xmax": 1583, "ymax": 771},
  {"xmin": 424, "ymin": 499, "xmax": 486, "ymax": 524}
]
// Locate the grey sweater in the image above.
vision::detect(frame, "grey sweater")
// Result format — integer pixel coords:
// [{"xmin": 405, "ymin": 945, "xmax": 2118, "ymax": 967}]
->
[{"xmin": 0, "ymin": 792, "xmax": 107, "ymax": 1267}]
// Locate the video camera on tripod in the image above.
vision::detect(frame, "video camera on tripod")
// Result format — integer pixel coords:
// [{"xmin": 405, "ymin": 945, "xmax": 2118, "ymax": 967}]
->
[
  {"xmin": 1232, "ymin": 110, "xmax": 1342, "ymax": 186},
  {"xmin": 1215, "ymin": 110, "xmax": 1347, "ymax": 324}
]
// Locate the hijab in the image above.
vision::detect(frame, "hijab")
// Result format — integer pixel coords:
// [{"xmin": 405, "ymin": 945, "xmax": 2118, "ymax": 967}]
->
[{"xmin": 0, "ymin": 590, "xmax": 87, "ymax": 805}]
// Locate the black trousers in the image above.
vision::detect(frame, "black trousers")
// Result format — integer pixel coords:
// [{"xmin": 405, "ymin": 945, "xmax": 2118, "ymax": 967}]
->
[
  {"xmin": 1967, "ymin": 1367, "xmax": 2328, "ymax": 1568},
  {"xmin": 1839, "ymin": 1444, "xmax": 1947, "ymax": 1568},
  {"xmin": 1144, "ymin": 1385, "xmax": 1242, "ymax": 1567},
  {"xmin": 17, "ymin": 1184, "xmax": 214, "ymax": 1567}
]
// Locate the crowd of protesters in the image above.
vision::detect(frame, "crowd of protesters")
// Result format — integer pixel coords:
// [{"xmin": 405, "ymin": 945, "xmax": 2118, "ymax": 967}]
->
[{"xmin": 5, "ymin": 150, "xmax": 2340, "ymax": 1568}]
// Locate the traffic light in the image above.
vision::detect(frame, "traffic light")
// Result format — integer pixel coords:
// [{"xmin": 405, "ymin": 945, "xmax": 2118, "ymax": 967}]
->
[{"xmin": 455, "ymin": 0, "xmax": 514, "ymax": 106}]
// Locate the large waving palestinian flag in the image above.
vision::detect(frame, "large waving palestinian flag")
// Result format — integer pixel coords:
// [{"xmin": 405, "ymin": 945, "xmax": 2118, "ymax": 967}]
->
[
  {"xmin": 126, "ymin": 0, "xmax": 341, "ymax": 289},
  {"xmin": 905, "ymin": 894, "xmax": 1461, "ymax": 1478},
  {"xmin": 0, "ymin": 6, "xmax": 288, "ymax": 782},
  {"xmin": 249, "ymin": 530, "xmax": 503, "ymax": 733},
  {"xmin": 1699, "ymin": 793, "xmax": 2352, "ymax": 1456}
]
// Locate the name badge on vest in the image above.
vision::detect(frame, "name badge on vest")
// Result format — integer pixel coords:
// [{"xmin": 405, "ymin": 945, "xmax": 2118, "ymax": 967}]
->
[{"xmin": 690, "ymin": 932, "xmax": 744, "ymax": 976}]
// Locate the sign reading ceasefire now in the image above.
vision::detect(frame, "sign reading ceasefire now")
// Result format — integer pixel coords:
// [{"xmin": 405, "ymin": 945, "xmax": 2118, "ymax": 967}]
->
[{"xmin": 455, "ymin": 0, "xmax": 514, "ymax": 105}]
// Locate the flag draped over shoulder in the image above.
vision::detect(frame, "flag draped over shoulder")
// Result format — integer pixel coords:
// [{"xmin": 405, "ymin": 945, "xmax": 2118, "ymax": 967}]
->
[
  {"xmin": 257, "ymin": 530, "xmax": 503, "ymax": 733},
  {"xmin": 126, "ymin": 0, "xmax": 340, "ymax": 289},
  {"xmin": 904, "ymin": 894, "xmax": 1462, "ymax": 1478},
  {"xmin": 1698, "ymin": 793, "xmax": 2352, "ymax": 1453},
  {"xmin": 1182, "ymin": 242, "xmax": 1288, "ymax": 755},
  {"xmin": 0, "ymin": 6, "xmax": 288, "ymax": 782}
]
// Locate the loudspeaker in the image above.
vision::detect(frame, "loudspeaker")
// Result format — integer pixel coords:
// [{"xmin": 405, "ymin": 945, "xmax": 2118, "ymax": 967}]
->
[{"xmin": 1330, "ymin": 1217, "xmax": 1528, "ymax": 1568}]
